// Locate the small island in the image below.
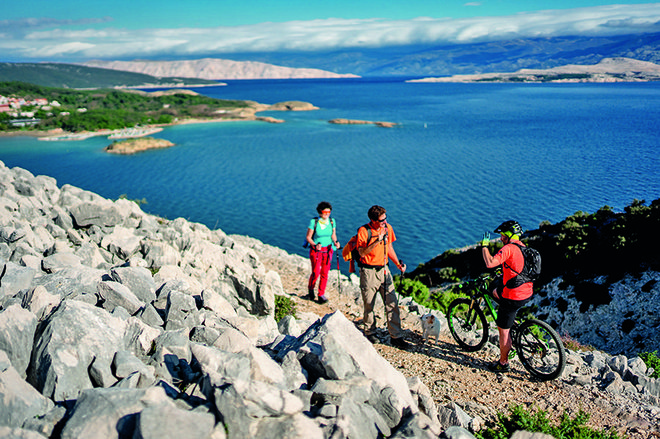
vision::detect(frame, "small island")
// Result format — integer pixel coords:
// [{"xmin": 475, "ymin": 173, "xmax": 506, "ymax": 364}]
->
[
  {"xmin": 328, "ymin": 118, "xmax": 396, "ymax": 128},
  {"xmin": 104, "ymin": 137, "xmax": 175, "ymax": 155}
]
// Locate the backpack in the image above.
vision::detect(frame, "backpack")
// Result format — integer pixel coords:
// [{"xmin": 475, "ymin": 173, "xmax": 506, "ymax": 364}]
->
[
  {"xmin": 342, "ymin": 224, "xmax": 372, "ymax": 273},
  {"xmin": 505, "ymin": 243, "xmax": 541, "ymax": 289},
  {"xmin": 302, "ymin": 217, "xmax": 335, "ymax": 248}
]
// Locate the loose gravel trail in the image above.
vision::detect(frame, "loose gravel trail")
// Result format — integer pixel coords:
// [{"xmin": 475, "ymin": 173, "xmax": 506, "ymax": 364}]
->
[{"xmin": 258, "ymin": 251, "xmax": 660, "ymax": 438}]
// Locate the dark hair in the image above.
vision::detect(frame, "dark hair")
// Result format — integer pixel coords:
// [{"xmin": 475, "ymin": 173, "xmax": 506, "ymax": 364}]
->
[
  {"xmin": 368, "ymin": 205, "xmax": 386, "ymax": 221},
  {"xmin": 316, "ymin": 201, "xmax": 332, "ymax": 214}
]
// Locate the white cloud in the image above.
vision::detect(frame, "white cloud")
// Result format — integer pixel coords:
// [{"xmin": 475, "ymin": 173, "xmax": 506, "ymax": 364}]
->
[{"xmin": 4, "ymin": 4, "xmax": 660, "ymax": 60}]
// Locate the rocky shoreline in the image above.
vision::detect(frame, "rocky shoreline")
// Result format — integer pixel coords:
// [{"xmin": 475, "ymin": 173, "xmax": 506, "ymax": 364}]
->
[{"xmin": 1, "ymin": 161, "xmax": 658, "ymax": 438}]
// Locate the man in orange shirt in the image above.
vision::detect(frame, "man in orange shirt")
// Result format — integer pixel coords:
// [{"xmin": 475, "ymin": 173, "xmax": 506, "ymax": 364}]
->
[
  {"xmin": 357, "ymin": 205, "xmax": 410, "ymax": 350},
  {"xmin": 481, "ymin": 220, "xmax": 534, "ymax": 372}
]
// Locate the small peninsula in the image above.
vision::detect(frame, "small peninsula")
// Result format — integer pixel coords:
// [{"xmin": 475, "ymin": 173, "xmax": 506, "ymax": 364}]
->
[
  {"xmin": 104, "ymin": 137, "xmax": 174, "ymax": 154},
  {"xmin": 0, "ymin": 82, "xmax": 320, "ymax": 140},
  {"xmin": 408, "ymin": 57, "xmax": 660, "ymax": 83}
]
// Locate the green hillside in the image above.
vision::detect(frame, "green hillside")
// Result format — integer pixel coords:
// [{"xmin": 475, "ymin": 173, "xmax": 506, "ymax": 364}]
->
[
  {"xmin": 0, "ymin": 81, "xmax": 251, "ymax": 133},
  {"xmin": 0, "ymin": 63, "xmax": 218, "ymax": 89}
]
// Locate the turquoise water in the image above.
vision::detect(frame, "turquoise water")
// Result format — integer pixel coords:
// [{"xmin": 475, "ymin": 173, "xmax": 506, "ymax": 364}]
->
[{"xmin": 1, "ymin": 78, "xmax": 659, "ymax": 269}]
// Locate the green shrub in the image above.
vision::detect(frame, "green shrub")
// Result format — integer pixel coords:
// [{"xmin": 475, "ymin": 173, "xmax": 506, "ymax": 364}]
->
[
  {"xmin": 475, "ymin": 405, "xmax": 622, "ymax": 439},
  {"xmin": 395, "ymin": 275, "xmax": 469, "ymax": 314},
  {"xmin": 639, "ymin": 351, "xmax": 660, "ymax": 379},
  {"xmin": 274, "ymin": 295, "xmax": 297, "ymax": 323}
]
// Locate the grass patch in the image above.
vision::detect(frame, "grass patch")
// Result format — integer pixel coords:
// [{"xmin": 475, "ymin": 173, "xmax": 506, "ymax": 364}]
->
[
  {"xmin": 274, "ymin": 294, "xmax": 297, "ymax": 322},
  {"xmin": 476, "ymin": 405, "xmax": 622, "ymax": 439}
]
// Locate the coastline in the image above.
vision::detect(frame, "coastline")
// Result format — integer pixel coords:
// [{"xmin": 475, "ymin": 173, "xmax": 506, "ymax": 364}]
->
[
  {"xmin": 0, "ymin": 99, "xmax": 326, "ymax": 140},
  {"xmin": 0, "ymin": 113, "xmax": 286, "ymax": 140}
]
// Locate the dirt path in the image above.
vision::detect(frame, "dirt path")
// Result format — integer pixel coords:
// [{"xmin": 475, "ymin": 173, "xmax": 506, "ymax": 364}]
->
[{"xmin": 259, "ymin": 252, "xmax": 660, "ymax": 438}]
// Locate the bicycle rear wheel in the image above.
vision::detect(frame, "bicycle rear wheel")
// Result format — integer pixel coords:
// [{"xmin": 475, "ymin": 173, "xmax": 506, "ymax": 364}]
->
[
  {"xmin": 515, "ymin": 319, "xmax": 566, "ymax": 381},
  {"xmin": 446, "ymin": 298, "xmax": 488, "ymax": 351}
]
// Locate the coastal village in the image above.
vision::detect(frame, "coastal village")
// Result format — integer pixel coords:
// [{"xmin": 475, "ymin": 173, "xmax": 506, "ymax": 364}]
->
[
  {"xmin": 0, "ymin": 94, "xmax": 71, "ymax": 127},
  {"xmin": 0, "ymin": 90, "xmax": 164, "ymax": 143}
]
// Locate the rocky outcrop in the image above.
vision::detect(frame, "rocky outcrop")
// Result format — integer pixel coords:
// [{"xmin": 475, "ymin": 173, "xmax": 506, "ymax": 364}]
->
[
  {"xmin": 268, "ymin": 101, "xmax": 320, "ymax": 112},
  {"xmin": 104, "ymin": 137, "xmax": 175, "ymax": 154},
  {"xmin": 530, "ymin": 273, "xmax": 660, "ymax": 357},
  {"xmin": 0, "ymin": 161, "xmax": 445, "ymax": 439},
  {"xmin": 329, "ymin": 118, "xmax": 397, "ymax": 128}
]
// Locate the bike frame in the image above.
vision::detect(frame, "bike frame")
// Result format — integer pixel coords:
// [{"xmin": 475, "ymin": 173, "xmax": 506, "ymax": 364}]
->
[
  {"xmin": 448, "ymin": 272, "xmax": 567, "ymax": 380},
  {"xmin": 472, "ymin": 282, "xmax": 520, "ymax": 359}
]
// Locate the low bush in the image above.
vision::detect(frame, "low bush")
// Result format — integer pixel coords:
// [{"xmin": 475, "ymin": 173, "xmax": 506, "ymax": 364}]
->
[
  {"xmin": 561, "ymin": 333, "xmax": 596, "ymax": 352},
  {"xmin": 639, "ymin": 351, "xmax": 660, "ymax": 379},
  {"xmin": 274, "ymin": 295, "xmax": 297, "ymax": 322},
  {"xmin": 475, "ymin": 405, "xmax": 622, "ymax": 439}
]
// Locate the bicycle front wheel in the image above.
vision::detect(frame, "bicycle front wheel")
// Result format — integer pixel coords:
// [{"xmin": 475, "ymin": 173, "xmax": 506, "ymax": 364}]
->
[
  {"xmin": 446, "ymin": 298, "xmax": 488, "ymax": 352},
  {"xmin": 515, "ymin": 319, "xmax": 566, "ymax": 381}
]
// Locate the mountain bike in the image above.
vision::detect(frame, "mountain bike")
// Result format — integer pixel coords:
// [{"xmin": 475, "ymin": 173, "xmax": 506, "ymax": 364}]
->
[{"xmin": 446, "ymin": 272, "xmax": 566, "ymax": 381}]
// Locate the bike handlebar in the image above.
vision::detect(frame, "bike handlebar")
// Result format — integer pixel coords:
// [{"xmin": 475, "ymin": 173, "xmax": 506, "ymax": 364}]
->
[{"xmin": 457, "ymin": 270, "xmax": 502, "ymax": 296}]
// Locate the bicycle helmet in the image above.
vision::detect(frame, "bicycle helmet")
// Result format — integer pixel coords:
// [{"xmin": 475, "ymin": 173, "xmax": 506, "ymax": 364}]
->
[{"xmin": 494, "ymin": 220, "xmax": 523, "ymax": 239}]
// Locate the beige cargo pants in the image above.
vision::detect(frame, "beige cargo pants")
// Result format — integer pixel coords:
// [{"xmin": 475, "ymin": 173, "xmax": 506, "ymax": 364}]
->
[{"xmin": 360, "ymin": 266, "xmax": 404, "ymax": 339}]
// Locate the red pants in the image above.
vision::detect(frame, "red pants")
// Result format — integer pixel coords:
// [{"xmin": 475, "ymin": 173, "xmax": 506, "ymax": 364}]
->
[{"xmin": 308, "ymin": 247, "xmax": 333, "ymax": 297}]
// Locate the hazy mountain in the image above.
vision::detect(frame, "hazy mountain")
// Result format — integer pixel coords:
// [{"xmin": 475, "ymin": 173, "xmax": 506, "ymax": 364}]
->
[
  {"xmin": 0, "ymin": 63, "xmax": 219, "ymax": 89},
  {"xmin": 409, "ymin": 57, "xmax": 660, "ymax": 83},
  {"xmin": 82, "ymin": 58, "xmax": 359, "ymax": 80},
  {"xmin": 219, "ymin": 32, "xmax": 660, "ymax": 77}
]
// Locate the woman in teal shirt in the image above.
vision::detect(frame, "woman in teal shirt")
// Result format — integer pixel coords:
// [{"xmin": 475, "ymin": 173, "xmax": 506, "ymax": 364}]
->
[{"xmin": 305, "ymin": 201, "xmax": 340, "ymax": 303}]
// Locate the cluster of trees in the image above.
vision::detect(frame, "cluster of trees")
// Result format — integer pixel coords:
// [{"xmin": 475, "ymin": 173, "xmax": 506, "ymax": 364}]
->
[{"xmin": 0, "ymin": 81, "xmax": 251, "ymax": 133}]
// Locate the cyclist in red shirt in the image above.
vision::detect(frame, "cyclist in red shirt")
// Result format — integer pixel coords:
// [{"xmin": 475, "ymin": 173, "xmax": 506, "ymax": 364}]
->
[{"xmin": 481, "ymin": 220, "xmax": 533, "ymax": 372}]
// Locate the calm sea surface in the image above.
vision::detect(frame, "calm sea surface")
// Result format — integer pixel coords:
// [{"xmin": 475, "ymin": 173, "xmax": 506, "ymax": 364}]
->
[{"xmin": 1, "ymin": 78, "xmax": 659, "ymax": 269}]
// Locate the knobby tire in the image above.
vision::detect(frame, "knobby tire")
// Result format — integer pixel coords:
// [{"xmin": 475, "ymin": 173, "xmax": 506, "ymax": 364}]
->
[
  {"xmin": 446, "ymin": 298, "xmax": 488, "ymax": 352},
  {"xmin": 515, "ymin": 319, "xmax": 566, "ymax": 381}
]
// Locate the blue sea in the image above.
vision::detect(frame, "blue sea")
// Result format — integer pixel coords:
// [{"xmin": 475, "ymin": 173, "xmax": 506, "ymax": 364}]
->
[{"xmin": 1, "ymin": 78, "xmax": 659, "ymax": 270}]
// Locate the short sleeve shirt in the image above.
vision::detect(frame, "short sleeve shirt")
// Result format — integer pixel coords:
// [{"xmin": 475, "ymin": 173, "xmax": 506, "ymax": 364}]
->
[
  {"xmin": 491, "ymin": 240, "xmax": 533, "ymax": 300},
  {"xmin": 357, "ymin": 222, "xmax": 396, "ymax": 266},
  {"xmin": 308, "ymin": 218, "xmax": 336, "ymax": 248}
]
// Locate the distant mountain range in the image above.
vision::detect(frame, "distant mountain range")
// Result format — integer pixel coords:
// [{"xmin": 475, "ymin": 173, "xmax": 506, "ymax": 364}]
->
[
  {"xmin": 409, "ymin": 57, "xmax": 660, "ymax": 83},
  {"xmin": 0, "ymin": 63, "xmax": 220, "ymax": 89},
  {"xmin": 81, "ymin": 59, "xmax": 358, "ymax": 80},
  {"xmin": 219, "ymin": 31, "xmax": 660, "ymax": 77},
  {"xmin": 2, "ymin": 32, "xmax": 659, "ymax": 88},
  {"xmin": 76, "ymin": 32, "xmax": 660, "ymax": 81}
]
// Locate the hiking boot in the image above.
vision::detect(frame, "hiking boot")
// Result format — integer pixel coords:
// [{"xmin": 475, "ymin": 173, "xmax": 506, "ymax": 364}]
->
[
  {"xmin": 304, "ymin": 290, "xmax": 315, "ymax": 300},
  {"xmin": 317, "ymin": 295, "xmax": 328, "ymax": 304},
  {"xmin": 487, "ymin": 360, "xmax": 510, "ymax": 373},
  {"xmin": 365, "ymin": 334, "xmax": 379, "ymax": 344},
  {"xmin": 390, "ymin": 337, "xmax": 411, "ymax": 350}
]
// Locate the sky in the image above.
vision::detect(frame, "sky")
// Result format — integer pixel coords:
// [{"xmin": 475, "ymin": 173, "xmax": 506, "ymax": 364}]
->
[{"xmin": 2, "ymin": 1, "xmax": 660, "ymax": 62}]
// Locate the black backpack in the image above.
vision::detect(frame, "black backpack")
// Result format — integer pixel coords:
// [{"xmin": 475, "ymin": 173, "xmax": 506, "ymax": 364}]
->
[{"xmin": 504, "ymin": 243, "xmax": 541, "ymax": 289}]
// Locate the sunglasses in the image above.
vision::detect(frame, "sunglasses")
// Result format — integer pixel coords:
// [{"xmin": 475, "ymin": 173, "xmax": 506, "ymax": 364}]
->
[{"xmin": 377, "ymin": 216, "xmax": 387, "ymax": 222}]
